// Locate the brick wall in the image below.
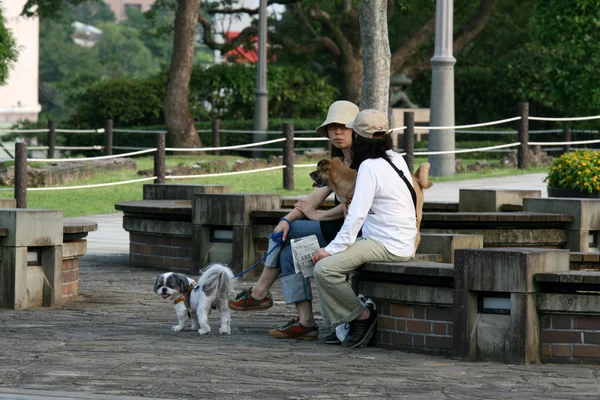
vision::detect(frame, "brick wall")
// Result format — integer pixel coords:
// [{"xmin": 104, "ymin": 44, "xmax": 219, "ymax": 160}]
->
[
  {"xmin": 61, "ymin": 258, "xmax": 79, "ymax": 303},
  {"xmin": 130, "ymin": 232, "xmax": 193, "ymax": 271},
  {"xmin": 374, "ymin": 302, "xmax": 453, "ymax": 354},
  {"xmin": 569, "ymin": 253, "xmax": 600, "ymax": 271},
  {"xmin": 541, "ymin": 314, "xmax": 600, "ymax": 363}
]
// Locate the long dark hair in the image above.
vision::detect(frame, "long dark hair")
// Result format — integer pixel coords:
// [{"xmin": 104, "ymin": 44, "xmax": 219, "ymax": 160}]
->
[
  {"xmin": 330, "ymin": 145, "xmax": 344, "ymax": 160},
  {"xmin": 350, "ymin": 132, "xmax": 393, "ymax": 170}
]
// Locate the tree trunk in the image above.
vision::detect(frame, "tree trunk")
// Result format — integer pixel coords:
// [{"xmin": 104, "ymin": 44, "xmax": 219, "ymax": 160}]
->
[
  {"xmin": 359, "ymin": 0, "xmax": 390, "ymax": 111},
  {"xmin": 164, "ymin": 0, "xmax": 202, "ymax": 148},
  {"xmin": 339, "ymin": 56, "xmax": 363, "ymax": 106}
]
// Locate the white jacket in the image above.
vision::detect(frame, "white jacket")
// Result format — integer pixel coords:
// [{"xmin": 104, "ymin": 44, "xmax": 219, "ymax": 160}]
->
[{"xmin": 324, "ymin": 151, "xmax": 417, "ymax": 257}]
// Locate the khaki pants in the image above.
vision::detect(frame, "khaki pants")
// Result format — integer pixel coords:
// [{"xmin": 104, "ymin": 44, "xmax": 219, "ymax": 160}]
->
[{"xmin": 314, "ymin": 237, "xmax": 411, "ymax": 325}]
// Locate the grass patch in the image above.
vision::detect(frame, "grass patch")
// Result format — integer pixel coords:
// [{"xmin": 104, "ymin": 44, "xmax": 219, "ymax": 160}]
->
[{"xmin": 0, "ymin": 155, "xmax": 549, "ymax": 217}]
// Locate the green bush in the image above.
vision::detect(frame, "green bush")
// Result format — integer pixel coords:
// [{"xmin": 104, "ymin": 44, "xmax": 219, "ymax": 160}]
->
[{"xmin": 70, "ymin": 76, "xmax": 166, "ymax": 128}]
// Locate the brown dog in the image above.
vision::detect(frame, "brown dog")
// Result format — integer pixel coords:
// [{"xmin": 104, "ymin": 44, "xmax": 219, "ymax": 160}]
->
[
  {"xmin": 309, "ymin": 158, "xmax": 432, "ymax": 255},
  {"xmin": 309, "ymin": 158, "xmax": 357, "ymax": 213}
]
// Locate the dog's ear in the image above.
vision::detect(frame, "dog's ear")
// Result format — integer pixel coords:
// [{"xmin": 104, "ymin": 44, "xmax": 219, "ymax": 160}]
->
[
  {"xmin": 153, "ymin": 274, "xmax": 163, "ymax": 289},
  {"xmin": 173, "ymin": 273, "xmax": 190, "ymax": 293}
]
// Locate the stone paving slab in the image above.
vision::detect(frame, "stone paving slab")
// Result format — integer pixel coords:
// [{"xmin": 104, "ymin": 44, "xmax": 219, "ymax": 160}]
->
[{"xmin": 1, "ymin": 253, "xmax": 600, "ymax": 399}]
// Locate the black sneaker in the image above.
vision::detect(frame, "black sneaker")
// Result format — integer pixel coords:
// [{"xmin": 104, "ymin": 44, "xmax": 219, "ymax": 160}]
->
[
  {"xmin": 341, "ymin": 306, "xmax": 377, "ymax": 348},
  {"xmin": 323, "ymin": 329, "xmax": 342, "ymax": 345}
]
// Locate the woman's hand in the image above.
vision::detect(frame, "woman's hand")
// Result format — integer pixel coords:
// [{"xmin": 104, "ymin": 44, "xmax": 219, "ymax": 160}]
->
[
  {"xmin": 273, "ymin": 219, "xmax": 291, "ymax": 241},
  {"xmin": 295, "ymin": 200, "xmax": 320, "ymax": 221},
  {"xmin": 312, "ymin": 248, "xmax": 330, "ymax": 264}
]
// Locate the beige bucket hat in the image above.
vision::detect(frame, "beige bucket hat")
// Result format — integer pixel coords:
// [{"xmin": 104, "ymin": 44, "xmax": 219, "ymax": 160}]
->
[
  {"xmin": 316, "ymin": 101, "xmax": 360, "ymax": 137},
  {"xmin": 346, "ymin": 109, "xmax": 390, "ymax": 139}
]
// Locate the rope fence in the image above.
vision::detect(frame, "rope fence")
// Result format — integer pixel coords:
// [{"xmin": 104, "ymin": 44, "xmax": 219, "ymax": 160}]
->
[{"xmin": 3, "ymin": 102, "xmax": 600, "ymax": 206}]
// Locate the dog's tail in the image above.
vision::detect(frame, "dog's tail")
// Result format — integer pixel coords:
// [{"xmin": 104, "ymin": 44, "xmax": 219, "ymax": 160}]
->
[
  {"xmin": 200, "ymin": 263, "xmax": 235, "ymax": 299},
  {"xmin": 414, "ymin": 162, "xmax": 433, "ymax": 189}
]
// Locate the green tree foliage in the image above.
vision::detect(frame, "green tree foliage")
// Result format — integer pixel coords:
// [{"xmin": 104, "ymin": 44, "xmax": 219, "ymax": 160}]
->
[
  {"xmin": 38, "ymin": 17, "xmax": 103, "ymax": 120},
  {"xmin": 190, "ymin": 64, "xmax": 339, "ymax": 120},
  {"xmin": 96, "ymin": 22, "xmax": 160, "ymax": 79},
  {"xmin": 502, "ymin": 0, "xmax": 600, "ymax": 117},
  {"xmin": 408, "ymin": 0, "xmax": 539, "ymax": 123},
  {"xmin": 29, "ymin": 1, "xmax": 179, "ymax": 122},
  {"xmin": 72, "ymin": 63, "xmax": 338, "ymax": 127},
  {"xmin": 0, "ymin": 1, "xmax": 19, "ymax": 86}
]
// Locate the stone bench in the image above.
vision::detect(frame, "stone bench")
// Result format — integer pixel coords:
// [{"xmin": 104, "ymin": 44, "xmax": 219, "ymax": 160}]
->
[
  {"xmin": 534, "ymin": 270, "xmax": 600, "ymax": 363},
  {"xmin": 459, "ymin": 189, "xmax": 542, "ymax": 212},
  {"xmin": 115, "ymin": 200, "xmax": 194, "ymax": 270},
  {"xmin": 0, "ymin": 210, "xmax": 97, "ymax": 310},
  {"xmin": 357, "ymin": 259, "xmax": 455, "ymax": 355},
  {"xmin": 61, "ymin": 218, "xmax": 98, "ymax": 304}
]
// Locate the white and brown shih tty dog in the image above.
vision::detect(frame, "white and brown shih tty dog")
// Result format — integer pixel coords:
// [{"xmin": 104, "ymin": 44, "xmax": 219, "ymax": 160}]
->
[{"xmin": 154, "ymin": 263, "xmax": 235, "ymax": 335}]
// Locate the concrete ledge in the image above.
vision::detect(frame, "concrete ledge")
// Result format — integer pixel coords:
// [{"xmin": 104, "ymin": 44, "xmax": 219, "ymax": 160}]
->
[
  {"xmin": 536, "ymin": 271, "xmax": 600, "ymax": 285},
  {"xmin": 524, "ymin": 198, "xmax": 600, "ymax": 231},
  {"xmin": 538, "ymin": 293, "xmax": 600, "ymax": 315},
  {"xmin": 123, "ymin": 216, "xmax": 192, "ymax": 237},
  {"xmin": 63, "ymin": 218, "xmax": 98, "ymax": 241},
  {"xmin": 115, "ymin": 200, "xmax": 192, "ymax": 217},
  {"xmin": 414, "ymin": 253, "xmax": 443, "ymax": 262},
  {"xmin": 459, "ymin": 189, "xmax": 541, "ymax": 212},
  {"xmin": 422, "ymin": 228, "xmax": 568, "ymax": 248},
  {"xmin": 455, "ymin": 248, "xmax": 570, "ymax": 293},
  {"xmin": 358, "ymin": 281, "xmax": 453, "ymax": 306},
  {"xmin": 143, "ymin": 183, "xmax": 230, "ymax": 200},
  {"xmin": 62, "ymin": 239, "xmax": 87, "ymax": 260},
  {"xmin": 418, "ymin": 233, "xmax": 483, "ymax": 263},
  {"xmin": 362, "ymin": 259, "xmax": 454, "ymax": 278}
]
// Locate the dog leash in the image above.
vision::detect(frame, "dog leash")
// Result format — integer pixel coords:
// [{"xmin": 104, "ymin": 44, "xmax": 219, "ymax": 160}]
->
[{"xmin": 234, "ymin": 231, "xmax": 285, "ymax": 278}]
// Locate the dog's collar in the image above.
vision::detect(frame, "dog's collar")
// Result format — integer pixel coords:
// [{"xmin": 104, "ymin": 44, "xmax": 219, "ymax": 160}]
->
[
  {"xmin": 345, "ymin": 197, "xmax": 353, "ymax": 207},
  {"xmin": 174, "ymin": 281, "xmax": 197, "ymax": 308}
]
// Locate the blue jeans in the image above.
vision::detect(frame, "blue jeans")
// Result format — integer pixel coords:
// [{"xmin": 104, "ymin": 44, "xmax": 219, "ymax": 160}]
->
[{"xmin": 271, "ymin": 220, "xmax": 327, "ymax": 304}]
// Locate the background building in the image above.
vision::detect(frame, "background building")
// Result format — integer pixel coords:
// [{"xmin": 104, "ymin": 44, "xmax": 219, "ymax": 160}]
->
[
  {"xmin": 0, "ymin": 0, "xmax": 41, "ymax": 124},
  {"xmin": 103, "ymin": 0, "xmax": 155, "ymax": 21}
]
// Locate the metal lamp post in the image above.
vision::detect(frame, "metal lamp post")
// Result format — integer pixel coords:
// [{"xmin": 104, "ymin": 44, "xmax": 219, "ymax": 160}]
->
[
  {"xmin": 428, "ymin": 0, "xmax": 456, "ymax": 176},
  {"xmin": 252, "ymin": 0, "xmax": 268, "ymax": 159}
]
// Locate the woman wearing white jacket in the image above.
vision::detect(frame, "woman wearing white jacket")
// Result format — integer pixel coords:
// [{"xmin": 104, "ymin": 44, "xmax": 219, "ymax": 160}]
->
[{"xmin": 312, "ymin": 109, "xmax": 417, "ymax": 349}]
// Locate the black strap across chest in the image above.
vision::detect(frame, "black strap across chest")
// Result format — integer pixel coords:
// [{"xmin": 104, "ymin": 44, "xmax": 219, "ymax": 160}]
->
[{"xmin": 383, "ymin": 158, "xmax": 417, "ymax": 212}]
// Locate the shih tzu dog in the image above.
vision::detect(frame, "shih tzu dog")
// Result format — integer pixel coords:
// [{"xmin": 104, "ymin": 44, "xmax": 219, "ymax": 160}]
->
[{"xmin": 153, "ymin": 263, "xmax": 235, "ymax": 335}]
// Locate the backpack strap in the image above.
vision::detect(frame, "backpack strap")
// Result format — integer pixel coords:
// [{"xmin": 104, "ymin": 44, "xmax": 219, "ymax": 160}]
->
[{"xmin": 383, "ymin": 158, "xmax": 417, "ymax": 212}]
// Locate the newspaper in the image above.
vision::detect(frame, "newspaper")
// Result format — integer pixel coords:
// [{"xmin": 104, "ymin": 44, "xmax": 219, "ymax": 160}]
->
[{"xmin": 291, "ymin": 235, "xmax": 320, "ymax": 278}]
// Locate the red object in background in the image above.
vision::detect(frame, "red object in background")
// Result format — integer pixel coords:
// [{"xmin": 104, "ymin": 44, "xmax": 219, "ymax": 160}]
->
[{"xmin": 223, "ymin": 32, "xmax": 276, "ymax": 63}]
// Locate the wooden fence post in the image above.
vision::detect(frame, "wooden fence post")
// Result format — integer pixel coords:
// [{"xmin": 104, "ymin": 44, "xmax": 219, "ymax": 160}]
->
[
  {"xmin": 47, "ymin": 120, "xmax": 56, "ymax": 159},
  {"xmin": 518, "ymin": 102, "xmax": 530, "ymax": 169},
  {"xmin": 104, "ymin": 119, "xmax": 113, "ymax": 156},
  {"xmin": 212, "ymin": 119, "xmax": 220, "ymax": 155},
  {"xmin": 15, "ymin": 142, "xmax": 27, "ymax": 208},
  {"xmin": 562, "ymin": 123, "xmax": 572, "ymax": 154},
  {"xmin": 283, "ymin": 123, "xmax": 294, "ymax": 190},
  {"xmin": 154, "ymin": 132, "xmax": 166, "ymax": 184},
  {"xmin": 403, "ymin": 111, "xmax": 415, "ymax": 174}
]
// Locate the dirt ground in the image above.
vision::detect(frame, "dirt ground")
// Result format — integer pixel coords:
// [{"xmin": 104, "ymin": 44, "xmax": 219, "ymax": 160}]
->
[{"xmin": 1, "ymin": 253, "xmax": 600, "ymax": 399}]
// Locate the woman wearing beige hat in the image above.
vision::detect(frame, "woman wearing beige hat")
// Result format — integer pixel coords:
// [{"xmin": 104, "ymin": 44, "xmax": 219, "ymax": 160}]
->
[
  {"xmin": 229, "ymin": 100, "xmax": 360, "ymax": 340},
  {"xmin": 312, "ymin": 109, "xmax": 417, "ymax": 348}
]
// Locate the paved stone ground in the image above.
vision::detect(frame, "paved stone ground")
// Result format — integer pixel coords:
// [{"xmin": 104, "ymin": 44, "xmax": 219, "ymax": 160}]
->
[
  {"xmin": 1, "ymin": 174, "xmax": 598, "ymax": 399},
  {"xmin": 1, "ymin": 253, "xmax": 600, "ymax": 399}
]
